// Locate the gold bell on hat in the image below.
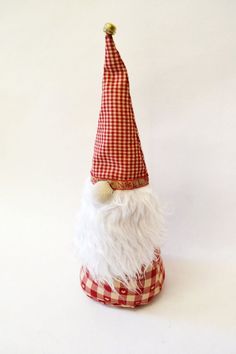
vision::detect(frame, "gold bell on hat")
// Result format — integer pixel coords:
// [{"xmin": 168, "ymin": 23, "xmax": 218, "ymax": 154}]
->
[{"xmin": 103, "ymin": 23, "xmax": 116, "ymax": 35}]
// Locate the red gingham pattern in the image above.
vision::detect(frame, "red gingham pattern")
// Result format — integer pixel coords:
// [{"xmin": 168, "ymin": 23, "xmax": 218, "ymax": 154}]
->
[
  {"xmin": 90, "ymin": 34, "xmax": 149, "ymax": 190},
  {"xmin": 80, "ymin": 250, "xmax": 165, "ymax": 308}
]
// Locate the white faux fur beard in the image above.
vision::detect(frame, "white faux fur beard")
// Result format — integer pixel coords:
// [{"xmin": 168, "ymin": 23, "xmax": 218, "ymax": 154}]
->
[{"xmin": 74, "ymin": 178, "xmax": 165, "ymax": 290}]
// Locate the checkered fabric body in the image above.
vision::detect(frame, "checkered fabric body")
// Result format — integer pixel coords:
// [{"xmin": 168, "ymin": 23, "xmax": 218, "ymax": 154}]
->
[
  {"xmin": 80, "ymin": 250, "xmax": 165, "ymax": 308},
  {"xmin": 90, "ymin": 34, "xmax": 149, "ymax": 190}
]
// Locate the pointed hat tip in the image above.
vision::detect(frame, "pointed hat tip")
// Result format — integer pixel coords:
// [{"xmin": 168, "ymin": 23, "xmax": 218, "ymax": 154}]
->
[{"xmin": 103, "ymin": 23, "xmax": 116, "ymax": 35}]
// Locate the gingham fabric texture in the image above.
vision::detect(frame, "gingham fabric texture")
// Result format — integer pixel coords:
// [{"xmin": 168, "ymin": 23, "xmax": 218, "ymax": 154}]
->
[
  {"xmin": 80, "ymin": 250, "xmax": 165, "ymax": 308},
  {"xmin": 90, "ymin": 34, "xmax": 149, "ymax": 190}
]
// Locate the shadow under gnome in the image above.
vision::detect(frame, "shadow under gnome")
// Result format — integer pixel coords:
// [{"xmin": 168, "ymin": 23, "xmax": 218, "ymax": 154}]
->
[{"xmin": 74, "ymin": 23, "xmax": 166, "ymax": 308}]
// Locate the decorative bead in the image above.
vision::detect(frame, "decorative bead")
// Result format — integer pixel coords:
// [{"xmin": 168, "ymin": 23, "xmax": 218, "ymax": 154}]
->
[{"xmin": 103, "ymin": 23, "xmax": 116, "ymax": 35}]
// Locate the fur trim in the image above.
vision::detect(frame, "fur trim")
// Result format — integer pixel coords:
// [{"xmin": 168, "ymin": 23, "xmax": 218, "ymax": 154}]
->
[{"xmin": 74, "ymin": 178, "xmax": 165, "ymax": 289}]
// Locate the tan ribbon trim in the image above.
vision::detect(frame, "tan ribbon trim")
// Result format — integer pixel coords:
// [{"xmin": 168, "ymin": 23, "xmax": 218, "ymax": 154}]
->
[{"xmin": 91, "ymin": 175, "xmax": 149, "ymax": 190}]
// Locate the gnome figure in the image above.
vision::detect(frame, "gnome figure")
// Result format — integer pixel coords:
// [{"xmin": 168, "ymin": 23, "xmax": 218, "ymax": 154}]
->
[{"xmin": 75, "ymin": 23, "xmax": 165, "ymax": 308}]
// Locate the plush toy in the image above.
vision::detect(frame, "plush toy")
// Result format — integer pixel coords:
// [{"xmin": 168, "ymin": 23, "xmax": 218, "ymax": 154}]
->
[{"xmin": 74, "ymin": 23, "xmax": 165, "ymax": 308}]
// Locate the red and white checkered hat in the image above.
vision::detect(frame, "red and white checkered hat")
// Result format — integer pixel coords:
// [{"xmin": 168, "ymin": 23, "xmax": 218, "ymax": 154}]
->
[{"xmin": 90, "ymin": 24, "xmax": 149, "ymax": 190}]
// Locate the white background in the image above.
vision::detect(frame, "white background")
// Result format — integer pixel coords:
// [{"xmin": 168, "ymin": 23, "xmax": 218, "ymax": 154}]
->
[{"xmin": 0, "ymin": 0, "xmax": 236, "ymax": 353}]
